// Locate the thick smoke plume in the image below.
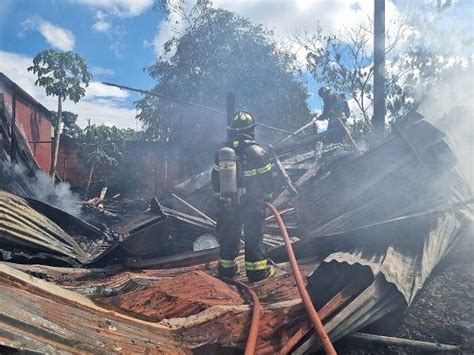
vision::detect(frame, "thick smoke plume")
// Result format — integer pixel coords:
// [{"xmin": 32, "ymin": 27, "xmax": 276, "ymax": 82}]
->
[
  {"xmin": 2, "ymin": 163, "xmax": 82, "ymax": 217},
  {"xmin": 29, "ymin": 168, "xmax": 82, "ymax": 217},
  {"xmin": 407, "ymin": 1, "xmax": 474, "ymax": 189}
]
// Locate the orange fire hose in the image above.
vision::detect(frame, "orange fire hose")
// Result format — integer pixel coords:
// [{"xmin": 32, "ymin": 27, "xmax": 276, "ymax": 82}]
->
[
  {"xmin": 265, "ymin": 202, "xmax": 337, "ymax": 355},
  {"xmin": 220, "ymin": 277, "xmax": 261, "ymax": 355}
]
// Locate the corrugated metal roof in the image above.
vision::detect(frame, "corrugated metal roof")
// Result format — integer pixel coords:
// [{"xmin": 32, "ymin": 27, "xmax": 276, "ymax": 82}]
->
[
  {"xmin": 0, "ymin": 190, "xmax": 88, "ymax": 260},
  {"xmin": 0, "ymin": 190, "xmax": 117, "ymax": 265},
  {"xmin": 0, "ymin": 117, "xmax": 471, "ymax": 354},
  {"xmin": 0, "ymin": 263, "xmax": 187, "ymax": 353},
  {"xmin": 0, "ymin": 258, "xmax": 322, "ymax": 353}
]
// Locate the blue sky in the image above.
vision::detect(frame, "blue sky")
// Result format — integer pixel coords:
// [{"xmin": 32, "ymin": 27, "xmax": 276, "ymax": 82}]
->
[
  {"xmin": 1, "ymin": 0, "xmax": 465, "ymax": 129},
  {"xmin": 0, "ymin": 0, "xmax": 163, "ymax": 128},
  {"xmin": 2, "ymin": 0, "xmax": 378, "ymax": 128},
  {"xmin": 0, "ymin": 0, "xmax": 160, "ymax": 90}
]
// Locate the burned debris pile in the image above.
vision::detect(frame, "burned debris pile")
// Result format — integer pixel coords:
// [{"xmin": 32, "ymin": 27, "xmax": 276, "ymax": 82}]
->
[
  {"xmin": 0, "ymin": 190, "xmax": 116, "ymax": 266},
  {"xmin": 0, "ymin": 112, "xmax": 472, "ymax": 353}
]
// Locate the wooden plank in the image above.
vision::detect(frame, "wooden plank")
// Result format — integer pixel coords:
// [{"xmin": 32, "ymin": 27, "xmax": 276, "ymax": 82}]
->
[{"xmin": 347, "ymin": 332, "xmax": 460, "ymax": 352}]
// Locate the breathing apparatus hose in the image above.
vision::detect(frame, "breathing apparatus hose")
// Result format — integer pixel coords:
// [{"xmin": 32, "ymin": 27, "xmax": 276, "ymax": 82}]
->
[{"xmin": 265, "ymin": 202, "xmax": 337, "ymax": 355}]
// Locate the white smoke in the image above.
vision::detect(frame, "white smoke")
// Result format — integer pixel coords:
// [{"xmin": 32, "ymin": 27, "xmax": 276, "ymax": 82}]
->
[
  {"xmin": 12, "ymin": 164, "xmax": 82, "ymax": 217},
  {"xmin": 421, "ymin": 68, "xmax": 474, "ymax": 189},
  {"xmin": 407, "ymin": 1, "xmax": 474, "ymax": 190}
]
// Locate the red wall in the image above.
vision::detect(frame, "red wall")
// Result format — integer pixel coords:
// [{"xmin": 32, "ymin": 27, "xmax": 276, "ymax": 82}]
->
[{"xmin": 0, "ymin": 82, "xmax": 52, "ymax": 173}]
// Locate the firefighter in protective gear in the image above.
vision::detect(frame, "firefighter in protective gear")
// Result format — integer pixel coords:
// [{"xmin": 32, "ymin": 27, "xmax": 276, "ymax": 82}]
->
[
  {"xmin": 212, "ymin": 111, "xmax": 276, "ymax": 283},
  {"xmin": 317, "ymin": 86, "xmax": 351, "ymax": 142}
]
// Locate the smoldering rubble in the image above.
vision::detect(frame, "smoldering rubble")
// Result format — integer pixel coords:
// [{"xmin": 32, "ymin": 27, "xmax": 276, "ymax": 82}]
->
[{"xmin": 0, "ymin": 91, "xmax": 472, "ymax": 353}]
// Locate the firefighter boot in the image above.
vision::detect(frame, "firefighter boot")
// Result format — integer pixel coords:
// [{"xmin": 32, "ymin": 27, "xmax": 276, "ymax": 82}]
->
[
  {"xmin": 218, "ymin": 259, "xmax": 239, "ymax": 278},
  {"xmin": 247, "ymin": 263, "xmax": 276, "ymax": 283}
]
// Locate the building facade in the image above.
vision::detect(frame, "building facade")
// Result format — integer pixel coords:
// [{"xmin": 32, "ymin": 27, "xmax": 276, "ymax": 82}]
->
[{"xmin": 0, "ymin": 73, "xmax": 53, "ymax": 173}]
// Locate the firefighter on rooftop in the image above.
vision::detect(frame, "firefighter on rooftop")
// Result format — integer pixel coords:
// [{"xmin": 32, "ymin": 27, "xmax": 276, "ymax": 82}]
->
[
  {"xmin": 212, "ymin": 111, "xmax": 276, "ymax": 282},
  {"xmin": 317, "ymin": 86, "xmax": 351, "ymax": 142}
]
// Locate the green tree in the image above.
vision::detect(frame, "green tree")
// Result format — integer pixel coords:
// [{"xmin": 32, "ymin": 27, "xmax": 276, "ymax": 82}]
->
[
  {"xmin": 297, "ymin": 1, "xmax": 470, "ymax": 131},
  {"xmin": 136, "ymin": 2, "xmax": 311, "ymax": 172},
  {"xmin": 28, "ymin": 49, "xmax": 92, "ymax": 179},
  {"xmin": 295, "ymin": 17, "xmax": 410, "ymax": 126},
  {"xmin": 81, "ymin": 124, "xmax": 123, "ymax": 198},
  {"xmin": 49, "ymin": 110, "xmax": 84, "ymax": 139}
]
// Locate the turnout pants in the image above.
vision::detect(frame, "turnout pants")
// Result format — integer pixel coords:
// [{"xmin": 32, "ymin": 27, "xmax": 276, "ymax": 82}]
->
[
  {"xmin": 327, "ymin": 117, "xmax": 347, "ymax": 143},
  {"xmin": 217, "ymin": 201, "xmax": 268, "ymax": 282}
]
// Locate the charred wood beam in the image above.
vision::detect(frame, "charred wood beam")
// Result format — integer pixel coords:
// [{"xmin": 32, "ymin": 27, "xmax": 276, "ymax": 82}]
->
[
  {"xmin": 347, "ymin": 332, "xmax": 460, "ymax": 353},
  {"xmin": 170, "ymin": 193, "xmax": 216, "ymax": 226},
  {"xmin": 337, "ymin": 117, "xmax": 362, "ymax": 155},
  {"xmin": 268, "ymin": 144, "xmax": 298, "ymax": 197},
  {"xmin": 126, "ymin": 247, "xmax": 219, "ymax": 269},
  {"xmin": 265, "ymin": 207, "xmax": 294, "ymax": 221}
]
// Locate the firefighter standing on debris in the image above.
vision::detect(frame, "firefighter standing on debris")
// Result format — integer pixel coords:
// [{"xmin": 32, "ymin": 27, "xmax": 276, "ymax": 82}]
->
[
  {"xmin": 316, "ymin": 86, "xmax": 351, "ymax": 142},
  {"xmin": 212, "ymin": 111, "xmax": 276, "ymax": 283}
]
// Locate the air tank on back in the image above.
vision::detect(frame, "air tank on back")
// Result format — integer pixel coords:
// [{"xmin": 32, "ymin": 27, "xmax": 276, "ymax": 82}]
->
[{"xmin": 218, "ymin": 147, "xmax": 238, "ymax": 196}]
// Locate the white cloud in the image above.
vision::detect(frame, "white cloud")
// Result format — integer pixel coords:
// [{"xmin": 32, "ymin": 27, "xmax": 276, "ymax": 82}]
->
[
  {"xmin": 0, "ymin": 51, "xmax": 137, "ymax": 129},
  {"xmin": 84, "ymin": 82, "xmax": 129, "ymax": 100},
  {"xmin": 90, "ymin": 65, "xmax": 116, "ymax": 76},
  {"xmin": 150, "ymin": 0, "xmax": 401, "ymax": 62},
  {"xmin": 74, "ymin": 0, "xmax": 154, "ymax": 17},
  {"xmin": 93, "ymin": 20, "xmax": 112, "ymax": 32},
  {"xmin": 21, "ymin": 17, "xmax": 75, "ymax": 51},
  {"xmin": 89, "ymin": 10, "xmax": 128, "ymax": 57}
]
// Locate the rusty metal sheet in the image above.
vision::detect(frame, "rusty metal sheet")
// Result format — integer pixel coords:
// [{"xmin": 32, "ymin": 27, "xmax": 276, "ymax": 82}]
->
[
  {"xmin": 113, "ymin": 212, "xmax": 172, "ymax": 255},
  {"xmin": 0, "ymin": 263, "xmax": 187, "ymax": 354},
  {"xmin": 293, "ymin": 210, "xmax": 471, "ymax": 353},
  {"xmin": 1, "ymin": 256, "xmax": 324, "ymax": 353},
  {"xmin": 0, "ymin": 190, "xmax": 115, "ymax": 265}
]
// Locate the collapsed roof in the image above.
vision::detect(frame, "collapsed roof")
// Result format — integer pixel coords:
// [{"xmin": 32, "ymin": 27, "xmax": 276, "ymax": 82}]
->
[{"xmin": 0, "ymin": 104, "xmax": 472, "ymax": 353}]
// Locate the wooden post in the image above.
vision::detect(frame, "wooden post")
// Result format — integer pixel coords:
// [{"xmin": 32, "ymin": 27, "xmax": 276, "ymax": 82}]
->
[
  {"xmin": 226, "ymin": 92, "xmax": 235, "ymax": 126},
  {"xmin": 268, "ymin": 144, "xmax": 298, "ymax": 197},
  {"xmin": 348, "ymin": 332, "xmax": 460, "ymax": 353},
  {"xmin": 226, "ymin": 92, "xmax": 235, "ymax": 141},
  {"xmin": 373, "ymin": 0, "xmax": 386, "ymax": 138}
]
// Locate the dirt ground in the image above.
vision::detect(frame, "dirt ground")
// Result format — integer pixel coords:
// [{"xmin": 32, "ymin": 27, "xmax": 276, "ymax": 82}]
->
[{"xmin": 334, "ymin": 226, "xmax": 474, "ymax": 354}]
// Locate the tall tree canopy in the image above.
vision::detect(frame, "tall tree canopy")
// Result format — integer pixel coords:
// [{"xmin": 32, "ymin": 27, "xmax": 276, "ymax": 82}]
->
[
  {"xmin": 28, "ymin": 49, "xmax": 91, "ymax": 178},
  {"xmin": 136, "ymin": 2, "xmax": 311, "ymax": 155}
]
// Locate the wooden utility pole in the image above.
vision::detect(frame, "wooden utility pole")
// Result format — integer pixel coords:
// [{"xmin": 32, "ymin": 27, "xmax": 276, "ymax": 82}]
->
[
  {"xmin": 226, "ymin": 92, "xmax": 236, "ymax": 140},
  {"xmin": 373, "ymin": 0, "xmax": 386, "ymax": 138},
  {"xmin": 226, "ymin": 92, "xmax": 235, "ymax": 125}
]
